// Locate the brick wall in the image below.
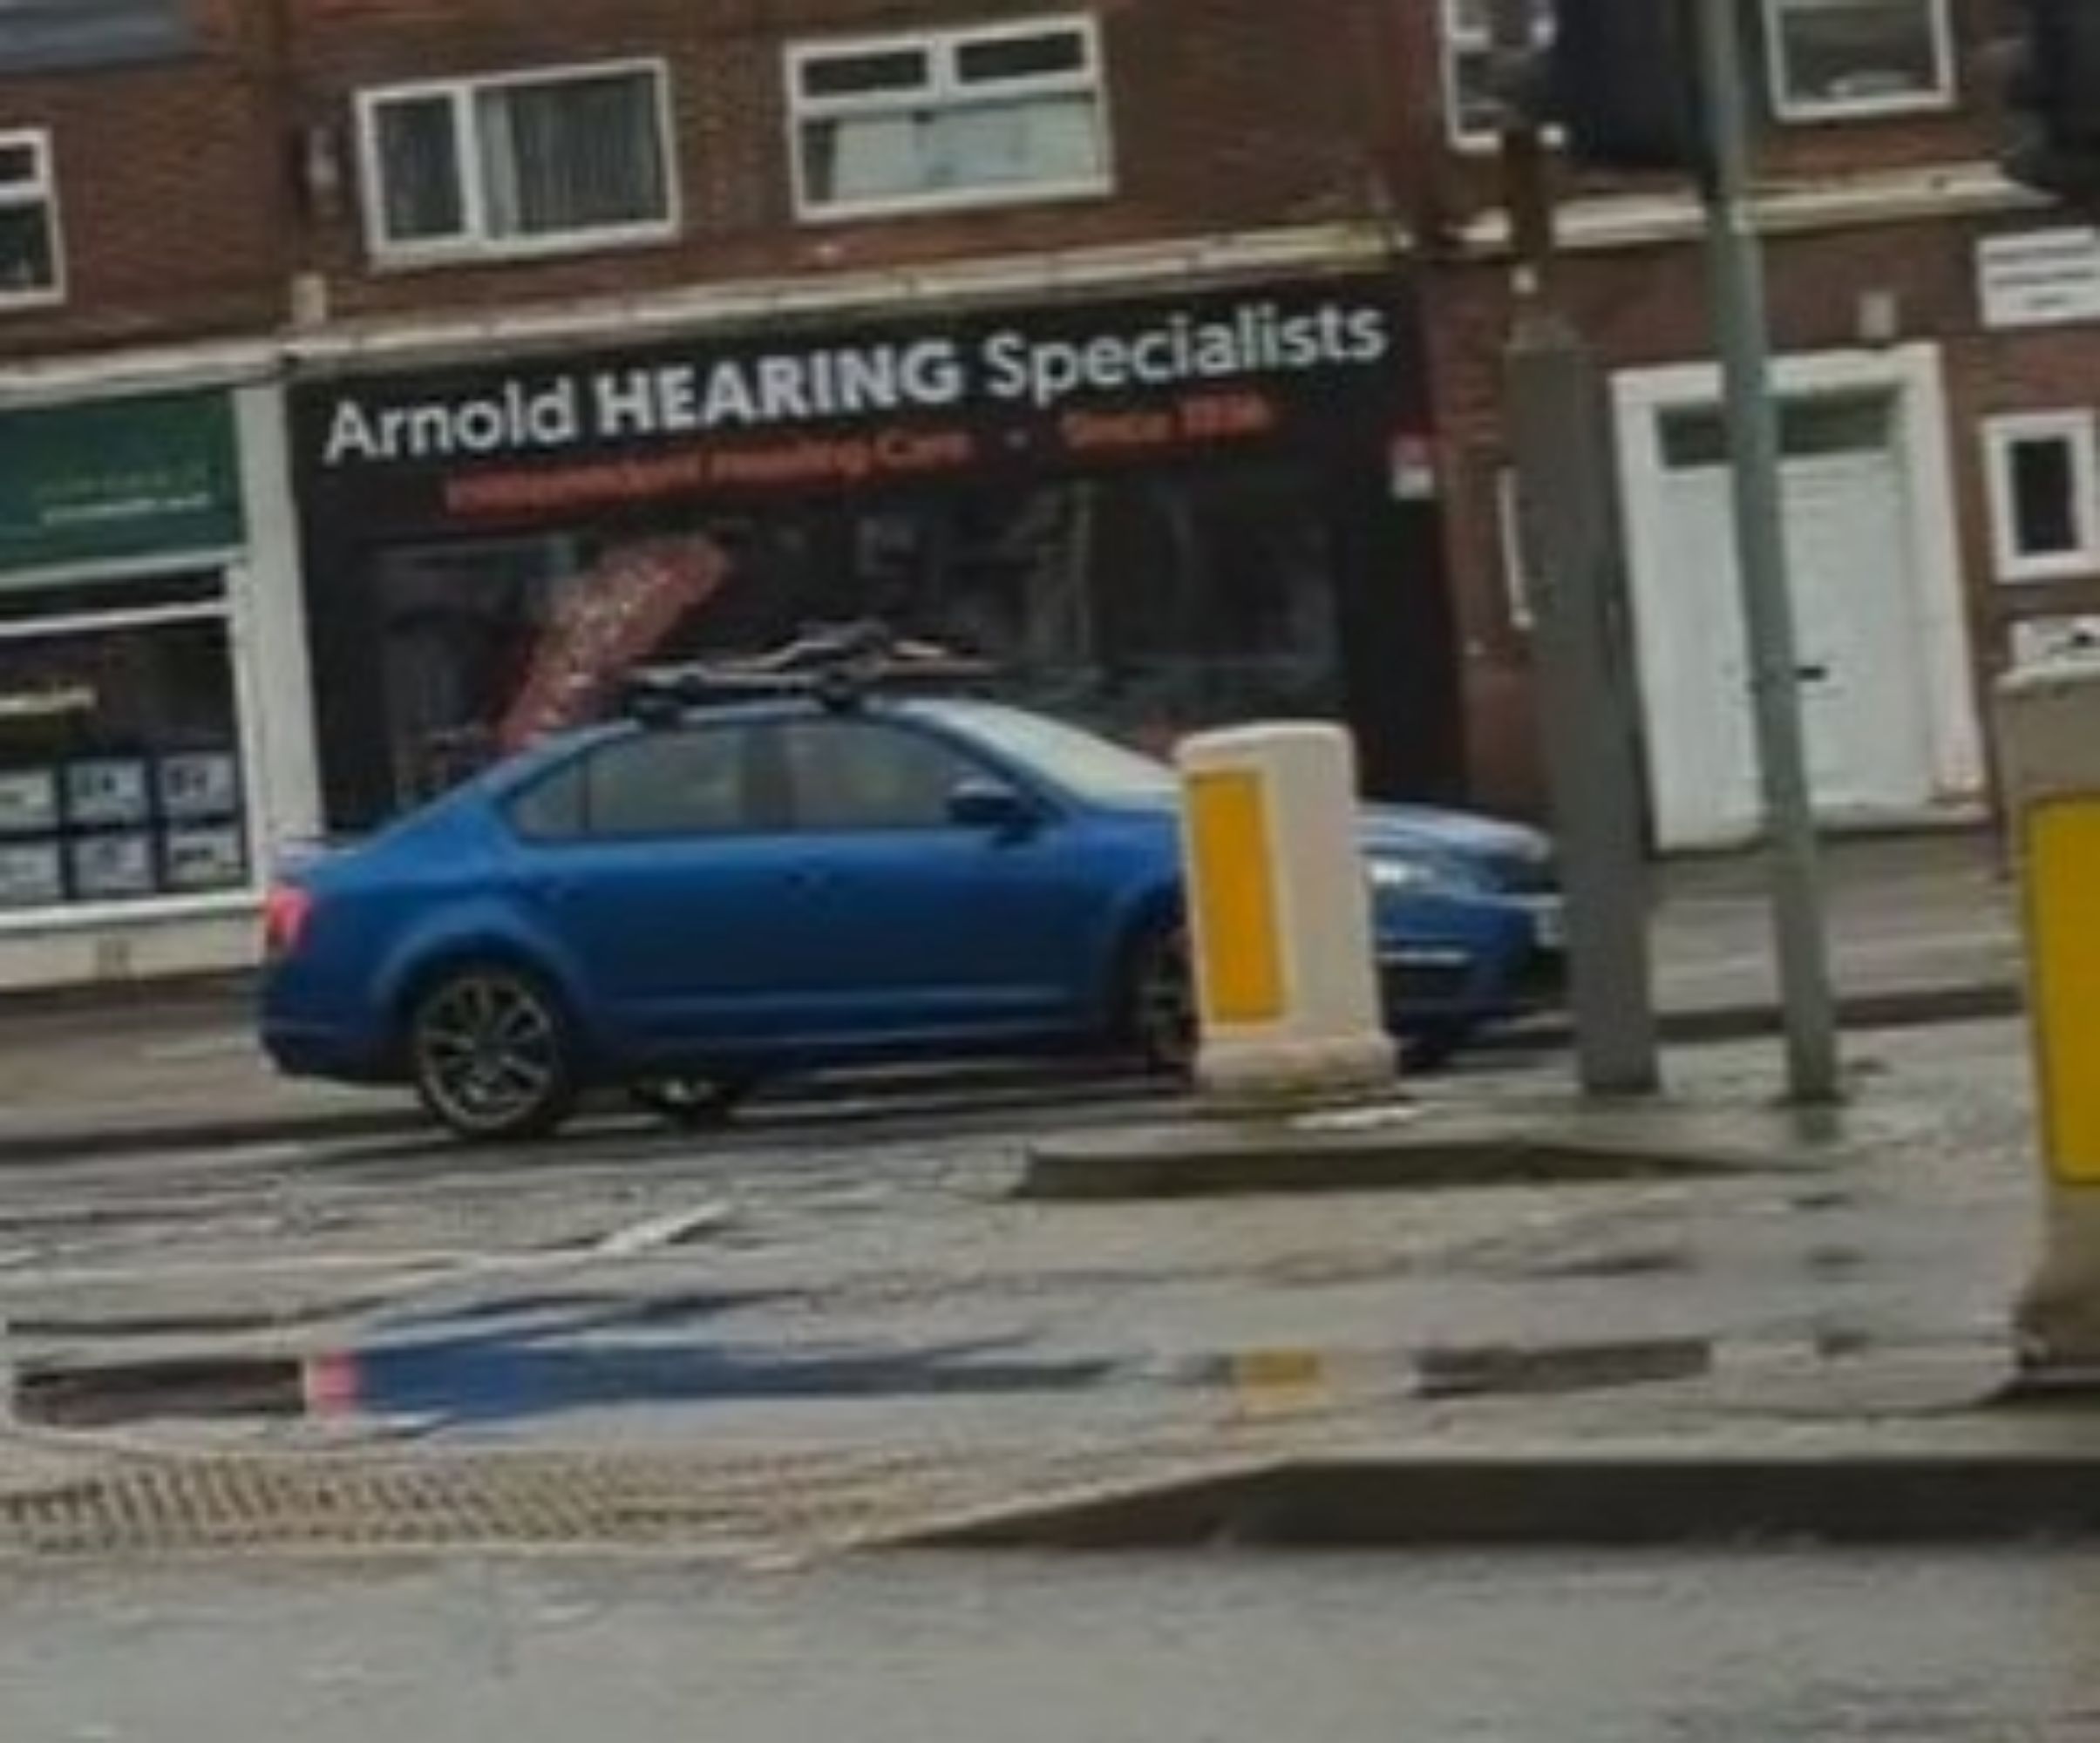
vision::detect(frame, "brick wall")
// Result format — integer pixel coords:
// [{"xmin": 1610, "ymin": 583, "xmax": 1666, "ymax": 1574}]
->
[
  {"xmin": 1398, "ymin": 0, "xmax": 2005, "ymax": 237},
  {"xmin": 0, "ymin": 0, "xmax": 285, "ymax": 358},
  {"xmin": 1428, "ymin": 201, "xmax": 2100, "ymax": 815},
  {"xmin": 283, "ymin": 0, "xmax": 1399, "ymax": 322}
]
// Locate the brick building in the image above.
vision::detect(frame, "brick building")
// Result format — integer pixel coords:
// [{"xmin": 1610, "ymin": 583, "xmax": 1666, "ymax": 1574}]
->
[
  {"xmin": 0, "ymin": 0, "xmax": 2087, "ymax": 987},
  {"xmin": 1400, "ymin": 0, "xmax": 2093, "ymax": 850}
]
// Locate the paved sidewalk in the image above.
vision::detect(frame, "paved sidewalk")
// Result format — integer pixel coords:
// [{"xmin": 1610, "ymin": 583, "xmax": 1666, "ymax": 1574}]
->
[
  {"xmin": 0, "ymin": 1014, "xmax": 2070, "ymax": 1557},
  {"xmin": 0, "ymin": 830, "xmax": 2018, "ymax": 1161}
]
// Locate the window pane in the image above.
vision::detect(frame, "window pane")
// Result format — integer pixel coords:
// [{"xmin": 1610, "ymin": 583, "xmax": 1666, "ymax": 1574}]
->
[
  {"xmin": 506, "ymin": 762, "xmax": 587, "ymax": 841},
  {"xmin": 1660, "ymin": 394, "xmax": 1891, "ymax": 469},
  {"xmin": 0, "ymin": 0, "xmax": 189, "ymax": 74},
  {"xmin": 0, "ymin": 615, "xmax": 246, "ymax": 906},
  {"xmin": 0, "ymin": 202, "xmax": 54, "ymax": 293},
  {"xmin": 929, "ymin": 95, "xmax": 1104, "ymax": 193},
  {"xmin": 799, "ymin": 47, "xmax": 930, "ymax": 98},
  {"xmin": 1449, "ymin": 46, "xmax": 1502, "ymax": 137},
  {"xmin": 0, "ymin": 140, "xmax": 39, "ymax": 186},
  {"xmin": 373, "ymin": 96, "xmax": 465, "ymax": 242},
  {"xmin": 801, "ymin": 112, "xmax": 928, "ymax": 205},
  {"xmin": 479, "ymin": 72, "xmax": 668, "ymax": 239},
  {"xmin": 956, "ymin": 30, "xmax": 1088, "ymax": 84},
  {"xmin": 2010, "ymin": 437, "xmax": 2081, "ymax": 560},
  {"xmin": 586, "ymin": 728, "xmax": 752, "ymax": 837},
  {"xmin": 1775, "ymin": 0, "xmax": 1940, "ymax": 108},
  {"xmin": 782, "ymin": 719, "xmax": 980, "ymax": 831}
]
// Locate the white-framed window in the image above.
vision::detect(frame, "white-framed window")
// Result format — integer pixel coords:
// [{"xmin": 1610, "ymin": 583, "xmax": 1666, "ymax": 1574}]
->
[
  {"xmin": 357, "ymin": 60, "xmax": 676, "ymax": 266},
  {"xmin": 1984, "ymin": 411, "xmax": 2100, "ymax": 585},
  {"xmin": 0, "ymin": 131, "xmax": 61, "ymax": 308},
  {"xmin": 1764, "ymin": 0, "xmax": 1952, "ymax": 121},
  {"xmin": 1440, "ymin": 0, "xmax": 1553, "ymax": 152},
  {"xmin": 787, "ymin": 15, "xmax": 1111, "ymax": 220},
  {"xmin": 0, "ymin": 568, "xmax": 255, "ymax": 916}
]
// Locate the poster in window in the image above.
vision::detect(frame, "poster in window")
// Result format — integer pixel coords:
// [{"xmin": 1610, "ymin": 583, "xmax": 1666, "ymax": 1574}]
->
[
  {"xmin": 65, "ymin": 758, "xmax": 151, "ymax": 829},
  {"xmin": 0, "ymin": 767, "xmax": 58, "ymax": 837},
  {"xmin": 160, "ymin": 824, "xmax": 247, "ymax": 892},
  {"xmin": 157, "ymin": 750, "xmax": 241, "ymax": 822},
  {"xmin": 0, "ymin": 838, "xmax": 62, "ymax": 908},
  {"xmin": 69, "ymin": 831, "xmax": 156, "ymax": 900}
]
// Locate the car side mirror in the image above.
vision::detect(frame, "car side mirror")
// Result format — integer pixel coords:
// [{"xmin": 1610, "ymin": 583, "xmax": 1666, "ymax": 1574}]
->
[{"xmin": 948, "ymin": 779, "xmax": 1037, "ymax": 837}]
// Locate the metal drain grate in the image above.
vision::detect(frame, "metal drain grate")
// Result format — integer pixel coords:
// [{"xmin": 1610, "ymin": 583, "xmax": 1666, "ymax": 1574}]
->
[{"xmin": 0, "ymin": 1437, "xmax": 1264, "ymax": 1559}]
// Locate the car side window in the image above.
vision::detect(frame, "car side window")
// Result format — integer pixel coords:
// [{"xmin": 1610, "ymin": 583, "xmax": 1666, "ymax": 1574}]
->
[
  {"xmin": 581, "ymin": 726, "xmax": 770, "ymax": 839},
  {"xmin": 506, "ymin": 762, "xmax": 588, "ymax": 842},
  {"xmin": 778, "ymin": 718, "xmax": 986, "ymax": 833}
]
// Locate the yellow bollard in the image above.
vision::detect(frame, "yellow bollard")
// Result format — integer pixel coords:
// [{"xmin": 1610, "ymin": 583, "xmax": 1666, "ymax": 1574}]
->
[
  {"xmin": 1176, "ymin": 723, "xmax": 1395, "ymax": 1110},
  {"xmin": 1998, "ymin": 661, "xmax": 2100, "ymax": 1377}
]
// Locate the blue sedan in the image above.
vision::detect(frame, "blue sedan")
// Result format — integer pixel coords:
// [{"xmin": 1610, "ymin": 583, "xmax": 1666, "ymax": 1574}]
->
[{"xmin": 260, "ymin": 695, "xmax": 1563, "ymax": 1141}]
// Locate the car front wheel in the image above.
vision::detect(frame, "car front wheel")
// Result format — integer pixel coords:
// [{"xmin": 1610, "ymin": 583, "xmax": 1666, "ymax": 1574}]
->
[{"xmin": 409, "ymin": 965, "xmax": 577, "ymax": 1143}]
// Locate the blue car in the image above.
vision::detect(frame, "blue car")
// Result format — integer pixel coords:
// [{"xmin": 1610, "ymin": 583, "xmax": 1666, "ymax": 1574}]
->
[{"xmin": 261, "ymin": 688, "xmax": 1563, "ymax": 1141}]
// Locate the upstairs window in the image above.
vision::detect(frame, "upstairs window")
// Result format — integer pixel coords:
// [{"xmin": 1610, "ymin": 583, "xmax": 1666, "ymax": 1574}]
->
[
  {"xmin": 358, "ymin": 62, "xmax": 676, "ymax": 265},
  {"xmin": 1439, "ymin": 0, "xmax": 1952, "ymax": 145},
  {"xmin": 0, "ymin": 131, "xmax": 60, "ymax": 307},
  {"xmin": 789, "ymin": 17, "xmax": 1111, "ymax": 220},
  {"xmin": 1440, "ymin": 0, "xmax": 1553, "ymax": 151},
  {"xmin": 0, "ymin": 0, "xmax": 189, "ymax": 74},
  {"xmin": 1764, "ymin": 0, "xmax": 1952, "ymax": 120}
]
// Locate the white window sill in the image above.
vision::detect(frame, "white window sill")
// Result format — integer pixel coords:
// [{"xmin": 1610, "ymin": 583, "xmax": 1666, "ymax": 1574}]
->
[
  {"xmin": 0, "ymin": 887, "xmax": 259, "ymax": 937},
  {"xmin": 1997, "ymin": 556, "xmax": 2100, "ymax": 587},
  {"xmin": 1450, "ymin": 128, "xmax": 1565, "ymax": 157},
  {"xmin": 0, "ymin": 284, "xmax": 63, "ymax": 314},
  {"xmin": 795, "ymin": 176, "xmax": 1113, "ymax": 226},
  {"xmin": 367, "ymin": 221, "xmax": 678, "ymax": 275},
  {"xmin": 1774, "ymin": 88, "xmax": 1954, "ymax": 126}
]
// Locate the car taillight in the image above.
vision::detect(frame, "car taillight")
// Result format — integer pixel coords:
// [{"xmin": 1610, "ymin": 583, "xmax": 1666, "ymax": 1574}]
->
[{"xmin": 263, "ymin": 885, "xmax": 315, "ymax": 960}]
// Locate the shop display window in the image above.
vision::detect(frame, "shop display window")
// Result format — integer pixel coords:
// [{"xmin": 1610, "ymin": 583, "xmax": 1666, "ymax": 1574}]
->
[
  {"xmin": 0, "ymin": 580, "xmax": 249, "ymax": 910},
  {"xmin": 360, "ymin": 463, "xmax": 1345, "ymax": 814}
]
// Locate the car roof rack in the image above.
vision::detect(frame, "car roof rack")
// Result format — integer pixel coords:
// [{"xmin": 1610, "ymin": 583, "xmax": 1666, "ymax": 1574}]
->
[{"xmin": 619, "ymin": 621, "xmax": 1002, "ymax": 725}]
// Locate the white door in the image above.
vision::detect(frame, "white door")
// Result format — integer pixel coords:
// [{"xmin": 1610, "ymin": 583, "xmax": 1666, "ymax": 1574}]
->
[{"xmin": 1635, "ymin": 392, "xmax": 1936, "ymax": 849}]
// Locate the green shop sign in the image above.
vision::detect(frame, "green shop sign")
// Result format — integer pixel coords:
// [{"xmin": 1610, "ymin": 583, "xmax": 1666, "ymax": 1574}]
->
[{"xmin": 0, "ymin": 392, "xmax": 244, "ymax": 575}]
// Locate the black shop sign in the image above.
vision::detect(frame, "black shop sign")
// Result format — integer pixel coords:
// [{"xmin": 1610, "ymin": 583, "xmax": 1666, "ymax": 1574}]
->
[{"xmin": 290, "ymin": 277, "xmax": 1418, "ymax": 538}]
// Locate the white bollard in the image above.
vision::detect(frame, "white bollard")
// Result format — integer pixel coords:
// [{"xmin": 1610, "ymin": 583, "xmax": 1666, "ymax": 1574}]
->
[
  {"xmin": 1997, "ymin": 658, "xmax": 2100, "ymax": 1380},
  {"xmin": 1175, "ymin": 722, "xmax": 1396, "ymax": 1109}
]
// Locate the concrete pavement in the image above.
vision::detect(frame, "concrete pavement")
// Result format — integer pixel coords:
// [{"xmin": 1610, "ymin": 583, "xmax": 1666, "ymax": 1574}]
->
[
  {"xmin": 10, "ymin": 1550, "xmax": 2100, "ymax": 1741},
  {"xmin": 0, "ymin": 831, "xmax": 2021, "ymax": 1163},
  {"xmin": 0, "ymin": 1010, "xmax": 2075, "ymax": 1559}
]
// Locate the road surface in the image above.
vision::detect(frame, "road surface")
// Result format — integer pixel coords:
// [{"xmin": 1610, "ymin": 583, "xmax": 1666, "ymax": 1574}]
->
[{"xmin": 4, "ymin": 1550, "xmax": 2100, "ymax": 1740}]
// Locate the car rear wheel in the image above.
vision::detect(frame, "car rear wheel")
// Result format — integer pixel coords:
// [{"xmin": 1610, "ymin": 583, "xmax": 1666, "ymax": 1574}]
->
[
  {"xmin": 410, "ymin": 966, "xmax": 577, "ymax": 1143},
  {"xmin": 1124, "ymin": 923, "xmax": 1195, "ymax": 1078},
  {"xmin": 627, "ymin": 1075, "xmax": 757, "ymax": 1130}
]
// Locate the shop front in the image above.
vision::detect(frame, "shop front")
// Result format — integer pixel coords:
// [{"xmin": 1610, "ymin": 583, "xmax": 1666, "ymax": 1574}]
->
[
  {"xmin": 0, "ymin": 384, "xmax": 316, "ymax": 989},
  {"xmin": 289, "ymin": 273, "xmax": 1458, "ymax": 833}
]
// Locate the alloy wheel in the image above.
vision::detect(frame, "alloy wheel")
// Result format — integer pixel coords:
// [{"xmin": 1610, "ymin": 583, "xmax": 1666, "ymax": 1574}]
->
[{"xmin": 411, "ymin": 968, "xmax": 574, "ymax": 1141}]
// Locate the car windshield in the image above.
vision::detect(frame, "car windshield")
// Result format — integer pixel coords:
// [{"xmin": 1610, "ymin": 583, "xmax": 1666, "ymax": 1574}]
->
[{"xmin": 932, "ymin": 702, "xmax": 1179, "ymax": 806}]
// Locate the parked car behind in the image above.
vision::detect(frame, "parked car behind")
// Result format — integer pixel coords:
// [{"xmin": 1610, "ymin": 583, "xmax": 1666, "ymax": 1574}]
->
[{"xmin": 261, "ymin": 675, "xmax": 1562, "ymax": 1142}]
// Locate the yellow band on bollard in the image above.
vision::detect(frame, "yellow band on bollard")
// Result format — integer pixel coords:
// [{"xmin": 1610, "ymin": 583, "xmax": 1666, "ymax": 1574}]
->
[
  {"xmin": 2025, "ymin": 797, "xmax": 2100, "ymax": 1186},
  {"xmin": 1185, "ymin": 766, "xmax": 1287, "ymax": 1027}
]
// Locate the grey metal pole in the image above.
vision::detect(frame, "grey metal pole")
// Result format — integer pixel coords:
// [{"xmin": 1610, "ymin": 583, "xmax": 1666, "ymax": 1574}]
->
[
  {"xmin": 1492, "ymin": 0, "xmax": 1661, "ymax": 1098},
  {"xmin": 1689, "ymin": 0, "xmax": 1842, "ymax": 1104},
  {"xmin": 1505, "ymin": 309, "xmax": 1662, "ymax": 1096}
]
